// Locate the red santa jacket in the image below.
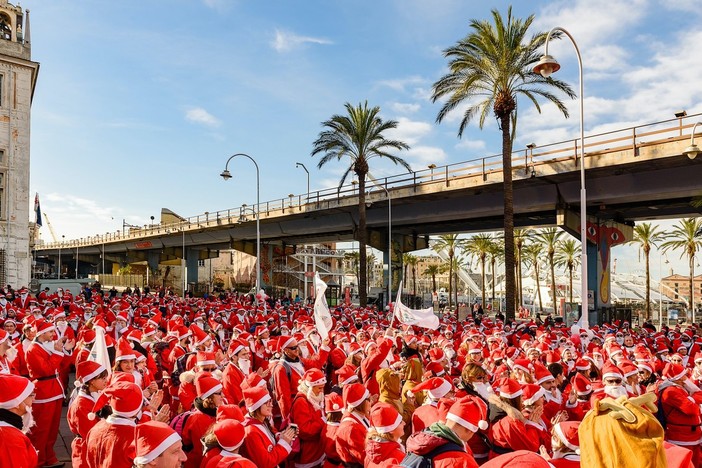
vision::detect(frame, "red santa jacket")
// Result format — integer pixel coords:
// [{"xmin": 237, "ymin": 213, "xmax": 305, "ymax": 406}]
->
[
  {"xmin": 273, "ymin": 349, "xmax": 330, "ymax": 419},
  {"xmin": 659, "ymin": 382, "xmax": 702, "ymax": 446},
  {"xmin": 240, "ymin": 416, "xmax": 292, "ymax": 468},
  {"xmin": 365, "ymin": 439, "xmax": 405, "ymax": 468},
  {"xmin": 83, "ymin": 415, "xmax": 136, "ymax": 468},
  {"xmin": 335, "ymin": 411, "xmax": 369, "ymax": 466},
  {"xmin": 182, "ymin": 410, "xmax": 216, "ymax": 468},
  {"xmin": 25, "ymin": 341, "xmax": 65, "ymax": 402},
  {"xmin": 490, "ymin": 415, "xmax": 541, "ymax": 454},
  {"xmin": 0, "ymin": 421, "xmax": 38, "ymax": 468},
  {"xmin": 412, "ymin": 402, "xmax": 440, "ymax": 433},
  {"xmin": 361, "ymin": 338, "xmax": 393, "ymax": 396},
  {"xmin": 222, "ymin": 362, "xmax": 246, "ymax": 405},
  {"xmin": 290, "ymin": 392, "xmax": 326, "ymax": 468},
  {"xmin": 323, "ymin": 422, "xmax": 342, "ymax": 468},
  {"xmin": 202, "ymin": 452, "xmax": 257, "ymax": 468},
  {"xmin": 67, "ymin": 390, "xmax": 100, "ymax": 468}
]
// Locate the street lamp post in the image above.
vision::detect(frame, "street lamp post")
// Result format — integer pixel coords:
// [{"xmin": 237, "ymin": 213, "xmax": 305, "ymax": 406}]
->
[
  {"xmin": 221, "ymin": 153, "xmax": 261, "ymax": 306},
  {"xmin": 683, "ymin": 122, "xmax": 701, "ymax": 160},
  {"xmin": 368, "ymin": 176, "xmax": 392, "ymax": 308},
  {"xmin": 534, "ymin": 27, "xmax": 588, "ymax": 325},
  {"xmin": 58, "ymin": 235, "xmax": 64, "ymax": 278},
  {"xmin": 295, "ymin": 162, "xmax": 310, "ymax": 202}
]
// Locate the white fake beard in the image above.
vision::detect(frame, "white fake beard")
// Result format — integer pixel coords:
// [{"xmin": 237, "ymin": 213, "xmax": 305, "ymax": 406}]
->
[
  {"xmin": 5, "ymin": 345, "xmax": 18, "ymax": 362},
  {"xmin": 604, "ymin": 385, "xmax": 628, "ymax": 399},
  {"xmin": 308, "ymin": 334, "xmax": 321, "ymax": 348},
  {"xmin": 218, "ymin": 330, "xmax": 226, "ymax": 343},
  {"xmin": 473, "ymin": 382, "xmax": 494, "ymax": 400},
  {"xmin": 306, "ymin": 388, "xmax": 325, "ymax": 411},
  {"xmin": 57, "ymin": 322, "xmax": 68, "ymax": 334},
  {"xmin": 445, "ymin": 349, "xmax": 456, "ymax": 360},
  {"xmin": 615, "ymin": 338, "xmax": 624, "ymax": 346},
  {"xmin": 239, "ymin": 358, "xmax": 251, "ymax": 375},
  {"xmin": 22, "ymin": 407, "xmax": 35, "ymax": 434},
  {"xmin": 0, "ymin": 299, "xmax": 6, "ymax": 306},
  {"xmin": 300, "ymin": 345, "xmax": 310, "ymax": 359},
  {"xmin": 41, "ymin": 341, "xmax": 55, "ymax": 354},
  {"xmin": 594, "ymin": 358, "xmax": 604, "ymax": 370},
  {"xmin": 132, "ymin": 370, "xmax": 143, "ymax": 388}
]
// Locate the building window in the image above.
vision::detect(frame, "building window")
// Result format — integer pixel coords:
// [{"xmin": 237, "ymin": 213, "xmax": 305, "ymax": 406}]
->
[
  {"xmin": 0, "ymin": 171, "xmax": 5, "ymax": 219},
  {"xmin": 198, "ymin": 259, "xmax": 205, "ymax": 267}
]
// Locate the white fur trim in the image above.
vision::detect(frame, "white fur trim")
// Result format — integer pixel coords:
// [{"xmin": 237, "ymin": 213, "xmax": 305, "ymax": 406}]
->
[
  {"xmin": 37, "ymin": 325, "xmax": 56, "ymax": 336},
  {"xmin": 0, "ymin": 380, "xmax": 34, "ymax": 409},
  {"xmin": 115, "ymin": 353, "xmax": 137, "ymax": 362},
  {"xmin": 427, "ymin": 379, "xmax": 452, "ymax": 400},
  {"xmin": 133, "ymin": 432, "xmax": 182, "ymax": 465},
  {"xmin": 219, "ymin": 437, "xmax": 245, "ymax": 452},
  {"xmin": 374, "ymin": 413, "xmax": 402, "ymax": 434},
  {"xmin": 197, "ymin": 359, "xmax": 216, "ymax": 367},
  {"xmin": 248, "ymin": 393, "xmax": 271, "ymax": 412},
  {"xmin": 281, "ymin": 336, "xmax": 296, "ymax": 350},
  {"xmin": 499, "ymin": 388, "xmax": 523, "ymax": 399},
  {"xmin": 523, "ymin": 387, "xmax": 546, "ymax": 406},
  {"xmin": 446, "ymin": 413, "xmax": 482, "ymax": 433},
  {"xmin": 80, "ymin": 365, "xmax": 106, "ymax": 385},
  {"xmin": 340, "ymin": 374, "xmax": 358, "ymax": 386},
  {"xmin": 602, "ymin": 371, "xmax": 623, "ymax": 380},
  {"xmin": 307, "ymin": 377, "xmax": 327, "ymax": 387}
]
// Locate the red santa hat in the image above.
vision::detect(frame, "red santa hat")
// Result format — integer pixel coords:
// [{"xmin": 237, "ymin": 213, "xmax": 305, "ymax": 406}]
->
[
  {"xmin": 572, "ymin": 373, "xmax": 593, "ymax": 396},
  {"xmin": 601, "ymin": 362, "xmax": 623, "ymax": 381},
  {"xmin": 189, "ymin": 324, "xmax": 211, "ymax": 347},
  {"xmin": 133, "ymin": 421, "xmax": 182, "ymax": 465},
  {"xmin": 228, "ymin": 339, "xmax": 247, "ymax": 356},
  {"xmin": 521, "ymin": 384, "xmax": 546, "ymax": 406},
  {"xmin": 511, "ymin": 358, "xmax": 532, "ymax": 374},
  {"xmin": 243, "ymin": 386, "xmax": 271, "ymax": 412},
  {"xmin": 412, "ymin": 377, "xmax": 453, "ymax": 400},
  {"xmin": 279, "ymin": 334, "xmax": 297, "ymax": 351},
  {"xmin": 35, "ymin": 318, "xmax": 55, "ymax": 337},
  {"xmin": 498, "ymin": 378, "xmax": 523, "ymax": 399},
  {"xmin": 343, "ymin": 383, "xmax": 370, "ymax": 409},
  {"xmin": 428, "ymin": 348, "xmax": 445, "ymax": 362},
  {"xmin": 0, "ymin": 374, "xmax": 35, "ymax": 409},
  {"xmin": 663, "ymin": 362, "xmax": 688, "ymax": 382},
  {"xmin": 89, "ymin": 381, "xmax": 143, "ymax": 420},
  {"xmin": 553, "ymin": 421, "xmax": 580, "ymax": 453},
  {"xmin": 0, "ymin": 329, "xmax": 7, "ymax": 345},
  {"xmin": 335, "ymin": 364, "xmax": 359, "ymax": 386},
  {"xmin": 618, "ymin": 359, "xmax": 638, "ymax": 378},
  {"xmin": 196, "ymin": 351, "xmax": 217, "ymax": 368},
  {"xmin": 532, "ymin": 363, "xmax": 554, "ymax": 385},
  {"xmin": 425, "ymin": 361, "xmax": 446, "ymax": 377},
  {"xmin": 241, "ymin": 373, "xmax": 267, "ymax": 391},
  {"xmin": 115, "ymin": 339, "xmax": 137, "ymax": 362},
  {"xmin": 446, "ymin": 395, "xmax": 489, "ymax": 433},
  {"xmin": 214, "ymin": 419, "xmax": 246, "ymax": 452},
  {"xmin": 195, "ymin": 372, "xmax": 223, "ymax": 399},
  {"xmin": 175, "ymin": 325, "xmax": 191, "ymax": 341},
  {"xmin": 325, "ymin": 393, "xmax": 344, "ymax": 413},
  {"xmin": 481, "ymin": 450, "xmax": 552, "ymax": 467},
  {"xmin": 370, "ymin": 402, "xmax": 403, "ymax": 434},
  {"xmin": 302, "ymin": 368, "xmax": 327, "ymax": 387},
  {"xmin": 216, "ymin": 404, "xmax": 245, "ymax": 423},
  {"xmin": 76, "ymin": 361, "xmax": 107, "ymax": 385}
]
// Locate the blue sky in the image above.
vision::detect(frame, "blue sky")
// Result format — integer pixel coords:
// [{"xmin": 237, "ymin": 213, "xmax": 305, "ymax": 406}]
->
[{"xmin": 25, "ymin": 0, "xmax": 702, "ymax": 279}]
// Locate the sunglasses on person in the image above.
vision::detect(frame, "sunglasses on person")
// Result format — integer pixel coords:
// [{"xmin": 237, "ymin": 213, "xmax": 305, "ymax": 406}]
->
[
  {"xmin": 606, "ymin": 378, "xmax": 623, "ymax": 385},
  {"xmin": 287, "ymin": 346, "xmax": 299, "ymax": 350}
]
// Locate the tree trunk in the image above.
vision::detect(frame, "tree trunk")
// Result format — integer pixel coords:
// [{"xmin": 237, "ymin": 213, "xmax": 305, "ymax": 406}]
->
[
  {"xmin": 644, "ymin": 247, "xmax": 650, "ymax": 321},
  {"xmin": 358, "ymin": 176, "xmax": 368, "ymax": 306},
  {"xmin": 569, "ymin": 264, "xmax": 573, "ymax": 307},
  {"xmin": 517, "ymin": 246, "xmax": 523, "ymax": 308},
  {"xmin": 536, "ymin": 263, "xmax": 543, "ymax": 312},
  {"xmin": 412, "ymin": 266, "xmax": 417, "ymax": 296},
  {"xmin": 481, "ymin": 256, "xmax": 486, "ymax": 310},
  {"xmin": 690, "ymin": 254, "xmax": 695, "ymax": 324},
  {"xmin": 448, "ymin": 254, "xmax": 454, "ymax": 308},
  {"xmin": 491, "ymin": 257, "xmax": 497, "ymax": 312},
  {"xmin": 550, "ymin": 253, "xmax": 556, "ymax": 315},
  {"xmin": 432, "ymin": 273, "xmax": 437, "ymax": 293},
  {"xmin": 501, "ymin": 116, "xmax": 516, "ymax": 320}
]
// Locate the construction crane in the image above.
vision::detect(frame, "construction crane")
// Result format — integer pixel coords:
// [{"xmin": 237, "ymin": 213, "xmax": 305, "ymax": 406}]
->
[{"xmin": 43, "ymin": 213, "xmax": 58, "ymax": 243}]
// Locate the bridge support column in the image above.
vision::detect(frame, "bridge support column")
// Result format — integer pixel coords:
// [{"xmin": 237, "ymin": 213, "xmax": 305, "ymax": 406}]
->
[
  {"xmin": 146, "ymin": 251, "xmax": 160, "ymax": 288},
  {"xmin": 186, "ymin": 248, "xmax": 199, "ymax": 293}
]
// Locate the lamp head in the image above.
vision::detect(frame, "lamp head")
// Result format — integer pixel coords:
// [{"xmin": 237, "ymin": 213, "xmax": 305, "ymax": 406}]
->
[
  {"xmin": 533, "ymin": 54, "xmax": 560, "ymax": 78},
  {"xmin": 220, "ymin": 169, "xmax": 232, "ymax": 180},
  {"xmin": 683, "ymin": 144, "xmax": 700, "ymax": 160}
]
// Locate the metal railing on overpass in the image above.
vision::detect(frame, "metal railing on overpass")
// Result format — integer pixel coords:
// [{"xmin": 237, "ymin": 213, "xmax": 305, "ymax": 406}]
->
[{"xmin": 37, "ymin": 112, "xmax": 701, "ymax": 250}]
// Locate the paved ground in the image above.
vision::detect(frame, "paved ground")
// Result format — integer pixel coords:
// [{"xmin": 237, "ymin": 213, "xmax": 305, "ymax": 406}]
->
[{"xmin": 54, "ymin": 373, "xmax": 75, "ymax": 466}]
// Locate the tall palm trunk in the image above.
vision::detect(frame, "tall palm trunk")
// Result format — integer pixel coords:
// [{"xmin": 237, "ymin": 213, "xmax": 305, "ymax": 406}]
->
[
  {"xmin": 448, "ymin": 253, "xmax": 454, "ymax": 308},
  {"xmin": 535, "ymin": 262, "xmax": 543, "ymax": 312},
  {"xmin": 357, "ymin": 175, "xmax": 368, "ymax": 306},
  {"xmin": 412, "ymin": 265, "xmax": 417, "ymax": 296},
  {"xmin": 689, "ymin": 254, "xmax": 695, "ymax": 323},
  {"xmin": 432, "ymin": 273, "xmax": 437, "ymax": 293},
  {"xmin": 480, "ymin": 256, "xmax": 487, "ymax": 309},
  {"xmin": 568, "ymin": 264, "xmax": 574, "ymax": 307},
  {"xmin": 644, "ymin": 245, "xmax": 651, "ymax": 321},
  {"xmin": 501, "ymin": 114, "xmax": 516, "ymax": 319},
  {"xmin": 549, "ymin": 253, "xmax": 557, "ymax": 314},
  {"xmin": 491, "ymin": 256, "xmax": 497, "ymax": 312}
]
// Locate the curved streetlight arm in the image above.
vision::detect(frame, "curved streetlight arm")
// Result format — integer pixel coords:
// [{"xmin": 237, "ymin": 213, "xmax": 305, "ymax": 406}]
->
[
  {"xmin": 540, "ymin": 26, "xmax": 588, "ymax": 324},
  {"xmin": 295, "ymin": 162, "xmax": 310, "ymax": 200},
  {"xmin": 220, "ymin": 153, "xmax": 261, "ymax": 305}
]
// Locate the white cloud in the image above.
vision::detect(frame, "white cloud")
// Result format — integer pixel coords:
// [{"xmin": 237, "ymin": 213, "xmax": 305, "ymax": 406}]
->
[
  {"xmin": 185, "ymin": 107, "xmax": 221, "ymax": 127},
  {"xmin": 375, "ymin": 76, "xmax": 427, "ymax": 93},
  {"xmin": 271, "ymin": 29, "xmax": 333, "ymax": 53},
  {"xmin": 390, "ymin": 102, "xmax": 421, "ymax": 114},
  {"xmin": 385, "ymin": 117, "xmax": 432, "ymax": 146},
  {"xmin": 405, "ymin": 145, "xmax": 448, "ymax": 167},
  {"xmin": 455, "ymin": 139, "xmax": 486, "ymax": 151},
  {"xmin": 41, "ymin": 193, "xmax": 124, "ymax": 241}
]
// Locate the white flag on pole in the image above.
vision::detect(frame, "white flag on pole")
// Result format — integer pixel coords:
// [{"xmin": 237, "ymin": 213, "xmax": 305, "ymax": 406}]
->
[
  {"xmin": 394, "ymin": 281, "xmax": 440, "ymax": 330},
  {"xmin": 313, "ymin": 272, "xmax": 334, "ymax": 340},
  {"xmin": 88, "ymin": 325, "xmax": 112, "ymax": 376}
]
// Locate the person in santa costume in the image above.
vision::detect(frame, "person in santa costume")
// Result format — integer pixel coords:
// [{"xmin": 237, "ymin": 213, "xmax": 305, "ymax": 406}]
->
[
  {"xmin": 25, "ymin": 318, "xmax": 74, "ymax": 468},
  {"xmin": 335, "ymin": 383, "xmax": 372, "ymax": 468},
  {"xmin": 289, "ymin": 368, "xmax": 327, "ymax": 468},
  {"xmin": 53, "ymin": 309, "xmax": 76, "ymax": 394},
  {"xmin": 543, "ymin": 421, "xmax": 581, "ymax": 467},
  {"xmin": 222, "ymin": 339, "xmax": 251, "ymax": 406},
  {"xmin": 323, "ymin": 393, "xmax": 344, "ymax": 468},
  {"xmin": 0, "ymin": 374, "xmax": 38, "ymax": 468},
  {"xmin": 405, "ymin": 395, "xmax": 486, "ymax": 468},
  {"xmin": 67, "ymin": 360, "xmax": 109, "ymax": 468},
  {"xmin": 201, "ymin": 419, "xmax": 256, "ymax": 468},
  {"xmin": 411, "ymin": 376, "xmax": 455, "ymax": 433},
  {"xmin": 240, "ymin": 385, "xmax": 296, "ymax": 468},
  {"xmin": 182, "ymin": 372, "xmax": 223, "ymax": 468},
  {"xmin": 481, "ymin": 450, "xmax": 553, "ymax": 467},
  {"xmin": 133, "ymin": 420, "xmax": 187, "ymax": 468},
  {"xmin": 365, "ymin": 402, "xmax": 406, "ymax": 468},
  {"xmin": 0, "ymin": 328, "xmax": 18, "ymax": 374},
  {"xmin": 83, "ymin": 380, "xmax": 144, "ymax": 468},
  {"xmin": 490, "ymin": 379, "xmax": 541, "ymax": 454}
]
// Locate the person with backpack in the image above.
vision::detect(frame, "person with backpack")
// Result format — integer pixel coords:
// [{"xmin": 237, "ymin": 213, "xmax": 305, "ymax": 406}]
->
[
  {"xmin": 201, "ymin": 419, "xmax": 256, "ymax": 468},
  {"xmin": 290, "ymin": 368, "xmax": 327, "ymax": 468},
  {"xmin": 365, "ymin": 402, "xmax": 406, "ymax": 467},
  {"xmin": 181, "ymin": 372, "xmax": 222, "ymax": 468},
  {"xmin": 404, "ymin": 395, "xmax": 487, "ymax": 468}
]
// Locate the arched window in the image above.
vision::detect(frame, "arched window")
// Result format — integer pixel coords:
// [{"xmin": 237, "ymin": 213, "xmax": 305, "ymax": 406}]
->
[{"xmin": 0, "ymin": 14, "xmax": 11, "ymax": 41}]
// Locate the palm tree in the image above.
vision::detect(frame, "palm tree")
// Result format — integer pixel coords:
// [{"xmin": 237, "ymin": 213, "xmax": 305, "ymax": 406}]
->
[
  {"xmin": 661, "ymin": 218, "xmax": 702, "ymax": 323},
  {"xmin": 488, "ymin": 238, "xmax": 504, "ymax": 312},
  {"xmin": 464, "ymin": 233, "xmax": 494, "ymax": 309},
  {"xmin": 312, "ymin": 101, "xmax": 411, "ymax": 306},
  {"xmin": 627, "ymin": 223, "xmax": 665, "ymax": 321},
  {"xmin": 523, "ymin": 242, "xmax": 545, "ymax": 312},
  {"xmin": 406, "ymin": 254, "xmax": 420, "ymax": 296},
  {"xmin": 432, "ymin": 8, "xmax": 575, "ymax": 320},
  {"xmin": 555, "ymin": 239, "xmax": 581, "ymax": 310},
  {"xmin": 535, "ymin": 228, "xmax": 563, "ymax": 313},
  {"xmin": 344, "ymin": 251, "xmax": 360, "ymax": 291},
  {"xmin": 432, "ymin": 234, "xmax": 466, "ymax": 307},
  {"xmin": 514, "ymin": 228, "xmax": 530, "ymax": 308},
  {"xmin": 423, "ymin": 264, "xmax": 441, "ymax": 294},
  {"xmin": 451, "ymin": 255, "xmax": 469, "ymax": 307}
]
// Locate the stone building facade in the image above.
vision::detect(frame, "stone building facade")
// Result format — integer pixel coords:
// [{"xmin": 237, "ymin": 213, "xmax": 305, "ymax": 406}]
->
[{"xmin": 0, "ymin": 1, "xmax": 39, "ymax": 288}]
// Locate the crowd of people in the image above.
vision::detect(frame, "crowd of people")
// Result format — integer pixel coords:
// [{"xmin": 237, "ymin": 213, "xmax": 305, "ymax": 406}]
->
[{"xmin": 0, "ymin": 283, "xmax": 701, "ymax": 467}]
